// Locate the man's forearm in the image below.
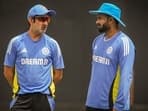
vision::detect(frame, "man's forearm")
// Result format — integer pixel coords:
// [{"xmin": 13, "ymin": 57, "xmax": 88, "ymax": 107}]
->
[
  {"xmin": 4, "ymin": 74, "xmax": 14, "ymax": 87},
  {"xmin": 4, "ymin": 66, "xmax": 14, "ymax": 88}
]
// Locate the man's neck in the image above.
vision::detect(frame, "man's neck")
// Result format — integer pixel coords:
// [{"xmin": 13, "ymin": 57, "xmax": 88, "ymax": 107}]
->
[
  {"xmin": 28, "ymin": 30, "xmax": 42, "ymax": 41},
  {"xmin": 104, "ymin": 28, "xmax": 119, "ymax": 39}
]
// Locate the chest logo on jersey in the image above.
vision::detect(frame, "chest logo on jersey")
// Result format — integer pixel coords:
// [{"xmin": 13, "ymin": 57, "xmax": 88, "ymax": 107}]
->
[
  {"xmin": 41, "ymin": 47, "xmax": 50, "ymax": 56},
  {"xmin": 106, "ymin": 46, "xmax": 113, "ymax": 54}
]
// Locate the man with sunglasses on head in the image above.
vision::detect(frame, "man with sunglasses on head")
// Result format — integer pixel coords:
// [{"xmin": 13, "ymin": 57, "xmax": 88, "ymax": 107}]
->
[
  {"xmin": 85, "ymin": 3, "xmax": 135, "ymax": 111},
  {"xmin": 4, "ymin": 4, "xmax": 64, "ymax": 111}
]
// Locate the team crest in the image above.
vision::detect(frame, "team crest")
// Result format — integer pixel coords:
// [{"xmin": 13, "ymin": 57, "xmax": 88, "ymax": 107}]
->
[
  {"xmin": 106, "ymin": 46, "xmax": 113, "ymax": 54},
  {"xmin": 41, "ymin": 47, "xmax": 50, "ymax": 56}
]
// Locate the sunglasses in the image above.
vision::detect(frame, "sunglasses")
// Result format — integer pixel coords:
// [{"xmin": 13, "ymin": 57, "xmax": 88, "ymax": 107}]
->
[{"xmin": 34, "ymin": 16, "xmax": 50, "ymax": 22}]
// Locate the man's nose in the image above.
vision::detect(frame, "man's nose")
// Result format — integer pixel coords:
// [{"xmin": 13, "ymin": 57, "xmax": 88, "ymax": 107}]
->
[{"xmin": 96, "ymin": 19, "xmax": 100, "ymax": 25}]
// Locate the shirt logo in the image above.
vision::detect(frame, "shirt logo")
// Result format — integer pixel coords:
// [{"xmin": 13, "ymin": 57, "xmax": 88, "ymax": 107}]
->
[
  {"xmin": 21, "ymin": 58, "xmax": 48, "ymax": 65},
  {"xmin": 93, "ymin": 55, "xmax": 110, "ymax": 65},
  {"xmin": 41, "ymin": 47, "xmax": 50, "ymax": 56},
  {"xmin": 106, "ymin": 46, "xmax": 113, "ymax": 54},
  {"xmin": 21, "ymin": 48, "xmax": 27, "ymax": 53}
]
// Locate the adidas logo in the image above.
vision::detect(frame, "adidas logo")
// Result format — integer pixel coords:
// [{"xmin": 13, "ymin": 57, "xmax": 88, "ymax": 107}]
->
[{"xmin": 21, "ymin": 48, "xmax": 27, "ymax": 53}]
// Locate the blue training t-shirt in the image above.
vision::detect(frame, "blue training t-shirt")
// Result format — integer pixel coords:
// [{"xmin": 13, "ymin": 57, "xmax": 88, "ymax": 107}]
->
[
  {"xmin": 4, "ymin": 32, "xmax": 64, "ymax": 95},
  {"xmin": 86, "ymin": 31, "xmax": 135, "ymax": 111}
]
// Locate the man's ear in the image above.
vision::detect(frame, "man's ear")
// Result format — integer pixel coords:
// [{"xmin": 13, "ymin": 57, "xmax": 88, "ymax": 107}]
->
[
  {"xmin": 28, "ymin": 17, "xmax": 35, "ymax": 23},
  {"xmin": 108, "ymin": 17, "xmax": 116, "ymax": 25},
  {"xmin": 108, "ymin": 17, "xmax": 114, "ymax": 22},
  {"xmin": 28, "ymin": 18, "xmax": 31, "ymax": 24}
]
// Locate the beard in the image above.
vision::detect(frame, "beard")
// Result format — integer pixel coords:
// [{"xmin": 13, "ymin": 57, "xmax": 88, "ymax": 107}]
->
[{"xmin": 96, "ymin": 23, "xmax": 110, "ymax": 33}]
